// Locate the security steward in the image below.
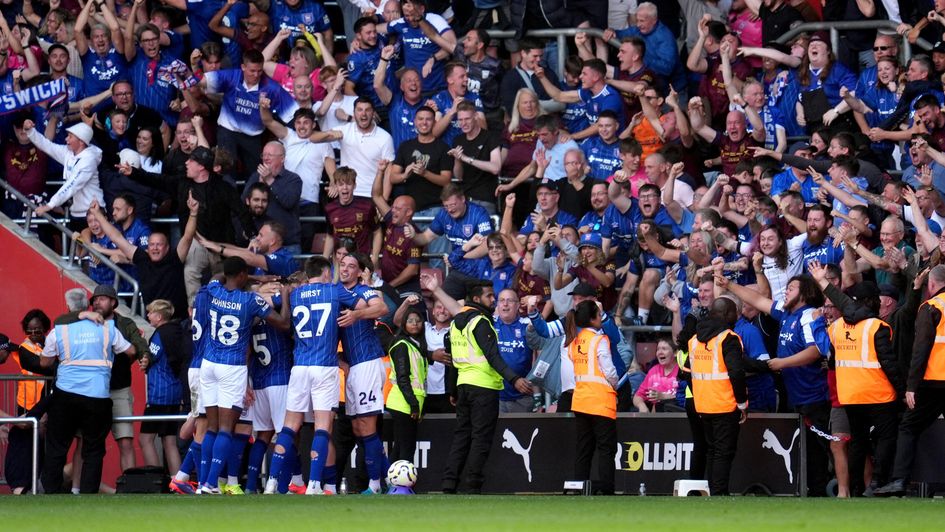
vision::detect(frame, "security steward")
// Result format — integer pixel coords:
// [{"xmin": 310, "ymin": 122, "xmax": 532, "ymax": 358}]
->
[
  {"xmin": 40, "ymin": 307, "xmax": 137, "ymax": 494},
  {"xmin": 810, "ymin": 262, "xmax": 903, "ymax": 497},
  {"xmin": 568, "ymin": 300, "xmax": 619, "ymax": 495},
  {"xmin": 442, "ymin": 281, "xmax": 533, "ymax": 494},
  {"xmin": 877, "ymin": 264, "xmax": 945, "ymax": 496},
  {"xmin": 688, "ymin": 296, "xmax": 748, "ymax": 496},
  {"xmin": 386, "ymin": 306, "xmax": 430, "ymax": 463}
]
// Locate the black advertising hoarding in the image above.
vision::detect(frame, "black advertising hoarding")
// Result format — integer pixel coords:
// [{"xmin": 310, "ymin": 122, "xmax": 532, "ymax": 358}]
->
[{"xmin": 386, "ymin": 413, "xmax": 805, "ymax": 495}]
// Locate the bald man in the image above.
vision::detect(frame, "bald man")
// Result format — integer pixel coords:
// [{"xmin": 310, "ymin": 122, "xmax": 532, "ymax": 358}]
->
[
  {"xmin": 242, "ymin": 141, "xmax": 304, "ymax": 255},
  {"xmin": 373, "ymin": 161, "xmax": 423, "ymax": 296}
]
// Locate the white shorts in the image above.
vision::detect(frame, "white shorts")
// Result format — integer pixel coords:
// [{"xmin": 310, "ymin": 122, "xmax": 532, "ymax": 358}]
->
[
  {"xmin": 200, "ymin": 360, "xmax": 248, "ymax": 410},
  {"xmin": 188, "ymin": 367, "xmax": 204, "ymax": 416},
  {"xmin": 344, "ymin": 358, "xmax": 386, "ymax": 417},
  {"xmin": 252, "ymin": 385, "xmax": 288, "ymax": 432},
  {"xmin": 239, "ymin": 402, "xmax": 254, "ymax": 423},
  {"xmin": 286, "ymin": 366, "xmax": 339, "ymax": 413}
]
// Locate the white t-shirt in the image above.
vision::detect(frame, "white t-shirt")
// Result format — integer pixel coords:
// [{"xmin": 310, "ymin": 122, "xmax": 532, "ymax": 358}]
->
[
  {"xmin": 282, "ymin": 129, "xmax": 334, "ymax": 204},
  {"xmin": 337, "ymin": 121, "xmax": 395, "ymax": 198},
  {"xmin": 424, "ymin": 323, "xmax": 449, "ymax": 394},
  {"xmin": 317, "ymin": 95, "xmax": 356, "ymax": 150}
]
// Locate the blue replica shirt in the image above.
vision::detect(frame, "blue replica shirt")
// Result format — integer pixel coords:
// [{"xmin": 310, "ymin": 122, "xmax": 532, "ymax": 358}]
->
[
  {"xmin": 203, "ymin": 280, "xmax": 273, "ymax": 365},
  {"xmin": 89, "ymin": 233, "xmax": 117, "ymax": 287},
  {"xmin": 270, "ymin": 0, "xmax": 331, "ymax": 45},
  {"xmin": 130, "ymin": 52, "xmax": 177, "ymax": 126},
  {"xmin": 147, "ymin": 329, "xmax": 183, "ymax": 405},
  {"xmin": 82, "ymin": 49, "xmax": 127, "ymax": 97},
  {"xmin": 387, "ymin": 14, "xmax": 451, "ymax": 92},
  {"xmin": 800, "ymin": 236, "xmax": 844, "ymax": 268},
  {"xmin": 205, "ymin": 69, "xmax": 298, "ymax": 136},
  {"xmin": 254, "ymin": 247, "xmax": 298, "ymax": 277},
  {"xmin": 720, "ymin": 251, "xmax": 756, "ymax": 286},
  {"xmin": 858, "ymin": 84, "xmax": 898, "ymax": 155},
  {"xmin": 190, "ymin": 285, "xmax": 210, "ymax": 368},
  {"xmin": 495, "ymin": 317, "xmax": 532, "ymax": 401},
  {"xmin": 577, "ymin": 85, "xmax": 627, "ymax": 128},
  {"xmin": 119, "ymin": 218, "xmax": 151, "ymax": 290},
  {"xmin": 431, "ymin": 91, "xmax": 484, "ymax": 146},
  {"xmin": 735, "ymin": 317, "xmax": 776, "ymax": 412},
  {"xmin": 388, "ymin": 93, "xmax": 424, "ymax": 149},
  {"xmin": 346, "ymin": 45, "xmax": 385, "ymax": 111},
  {"xmin": 629, "ymin": 250, "xmax": 668, "ymax": 276},
  {"xmin": 601, "ymin": 203, "xmax": 637, "ymax": 259},
  {"xmin": 429, "ymin": 202, "xmax": 493, "ymax": 249},
  {"xmin": 250, "ymin": 320, "xmax": 293, "ymax": 389},
  {"xmin": 520, "ymin": 209, "xmax": 578, "ymax": 235},
  {"xmin": 339, "ymin": 284, "xmax": 385, "ymax": 366},
  {"xmin": 162, "ymin": 30, "xmax": 185, "ymax": 62},
  {"xmin": 755, "ymin": 104, "xmax": 784, "ymax": 151},
  {"xmin": 289, "ymin": 282, "xmax": 358, "ymax": 366},
  {"xmin": 770, "ymin": 170, "xmax": 817, "ymax": 203},
  {"xmin": 186, "ymin": 0, "xmax": 226, "ymax": 54},
  {"xmin": 581, "ymin": 136, "xmax": 622, "ymax": 180},
  {"xmin": 770, "ymin": 302, "xmax": 830, "ymax": 407},
  {"xmin": 484, "ymin": 260, "xmax": 517, "ymax": 295},
  {"xmin": 560, "ymin": 80, "xmax": 589, "ymax": 133},
  {"xmin": 792, "ymin": 63, "xmax": 857, "ymax": 108},
  {"xmin": 578, "ymin": 210, "xmax": 603, "ymax": 233}
]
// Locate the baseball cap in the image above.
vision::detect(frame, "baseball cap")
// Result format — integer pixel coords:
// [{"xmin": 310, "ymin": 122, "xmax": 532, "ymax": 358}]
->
[
  {"xmin": 809, "ymin": 31, "xmax": 830, "ymax": 45},
  {"xmin": 568, "ymin": 282, "xmax": 597, "ymax": 297},
  {"xmin": 91, "ymin": 284, "xmax": 119, "ymax": 302},
  {"xmin": 48, "ymin": 43, "xmax": 70, "ymax": 57},
  {"xmin": 0, "ymin": 333, "xmax": 13, "ymax": 352},
  {"xmin": 934, "ymin": 41, "xmax": 945, "ymax": 54},
  {"xmin": 66, "ymin": 123, "xmax": 93, "ymax": 145},
  {"xmin": 878, "ymin": 284, "xmax": 900, "ymax": 299},
  {"xmin": 578, "ymin": 232, "xmax": 603, "ymax": 249},
  {"xmin": 536, "ymin": 180, "xmax": 559, "ymax": 193},
  {"xmin": 846, "ymin": 281, "xmax": 879, "ymax": 301},
  {"xmin": 789, "ymin": 141, "xmax": 813, "ymax": 155},
  {"xmin": 188, "ymin": 146, "xmax": 215, "ymax": 170}
]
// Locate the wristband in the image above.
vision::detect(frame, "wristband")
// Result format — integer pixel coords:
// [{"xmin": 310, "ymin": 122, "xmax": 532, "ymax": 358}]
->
[{"xmin": 380, "ymin": 57, "xmax": 389, "ymax": 62}]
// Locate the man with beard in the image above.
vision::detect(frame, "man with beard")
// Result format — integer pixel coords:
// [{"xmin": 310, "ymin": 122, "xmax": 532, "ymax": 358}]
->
[
  {"xmin": 787, "ymin": 204, "xmax": 845, "ymax": 269},
  {"xmin": 385, "ymin": 0, "xmax": 457, "ymax": 95},
  {"xmin": 441, "ymin": 282, "xmax": 533, "ymax": 493},
  {"xmin": 110, "ymin": 195, "xmax": 151, "ymax": 291},
  {"xmin": 390, "ymin": 106, "xmax": 453, "ymax": 213},
  {"xmin": 198, "ymin": 220, "xmax": 298, "ymax": 278},
  {"xmin": 241, "ymin": 141, "xmax": 303, "ymax": 255},
  {"xmin": 374, "ymin": 161, "xmax": 423, "ymax": 297},
  {"xmin": 55, "ymin": 284, "xmax": 149, "ymax": 474},
  {"xmin": 244, "ymin": 182, "xmax": 271, "ymax": 235},
  {"xmin": 719, "ymin": 274, "xmax": 832, "ymax": 496},
  {"xmin": 346, "ymin": 17, "xmax": 387, "ymax": 114},
  {"xmin": 578, "ymin": 181, "xmax": 610, "ymax": 235}
]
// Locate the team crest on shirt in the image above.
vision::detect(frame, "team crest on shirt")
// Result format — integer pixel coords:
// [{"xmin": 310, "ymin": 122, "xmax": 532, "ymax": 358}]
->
[
  {"xmin": 463, "ymin": 224, "xmax": 473, "ymax": 237},
  {"xmin": 356, "ymin": 212, "xmax": 364, "ymax": 222},
  {"xmin": 303, "ymin": 13, "xmax": 314, "ymax": 24},
  {"xmin": 499, "ymin": 272, "xmax": 507, "ymax": 280},
  {"xmin": 514, "ymin": 328, "xmax": 521, "ymax": 338},
  {"xmin": 397, "ymin": 237, "xmax": 405, "ymax": 245}
]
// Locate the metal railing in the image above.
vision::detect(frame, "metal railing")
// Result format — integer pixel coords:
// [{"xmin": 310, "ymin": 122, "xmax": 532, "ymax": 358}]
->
[
  {"xmin": 774, "ymin": 20, "xmax": 932, "ymax": 60},
  {"xmin": 0, "ymin": 181, "xmax": 144, "ymax": 317},
  {"xmin": 0, "ymin": 417, "xmax": 40, "ymax": 495}
]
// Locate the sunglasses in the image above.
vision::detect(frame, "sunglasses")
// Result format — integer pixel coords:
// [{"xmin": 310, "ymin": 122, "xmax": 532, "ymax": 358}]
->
[{"xmin": 873, "ymin": 46, "xmax": 892, "ymax": 52}]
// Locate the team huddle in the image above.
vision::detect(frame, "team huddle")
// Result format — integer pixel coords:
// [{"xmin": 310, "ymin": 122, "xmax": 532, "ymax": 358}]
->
[{"xmin": 172, "ymin": 253, "xmax": 395, "ymax": 495}]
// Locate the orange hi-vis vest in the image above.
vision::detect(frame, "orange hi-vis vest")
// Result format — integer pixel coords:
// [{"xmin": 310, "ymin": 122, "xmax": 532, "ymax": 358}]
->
[
  {"xmin": 569, "ymin": 328, "xmax": 616, "ymax": 419},
  {"xmin": 13, "ymin": 340, "xmax": 44, "ymax": 411},
  {"xmin": 828, "ymin": 317, "xmax": 897, "ymax": 405},
  {"xmin": 924, "ymin": 296, "xmax": 945, "ymax": 381},
  {"xmin": 688, "ymin": 330, "xmax": 740, "ymax": 414}
]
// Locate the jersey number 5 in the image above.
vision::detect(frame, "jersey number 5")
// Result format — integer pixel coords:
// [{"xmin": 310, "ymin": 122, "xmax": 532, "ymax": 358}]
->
[{"xmin": 253, "ymin": 333, "xmax": 271, "ymax": 366}]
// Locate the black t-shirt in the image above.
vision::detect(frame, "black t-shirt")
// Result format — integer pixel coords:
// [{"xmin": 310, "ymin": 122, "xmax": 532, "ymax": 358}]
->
[
  {"xmin": 453, "ymin": 130, "xmax": 501, "ymax": 204},
  {"xmin": 759, "ymin": 3, "xmax": 803, "ymax": 46},
  {"xmin": 558, "ymin": 178, "xmax": 593, "ymax": 220},
  {"xmin": 394, "ymin": 137, "xmax": 453, "ymax": 211},
  {"xmin": 133, "ymin": 247, "xmax": 188, "ymax": 320}
]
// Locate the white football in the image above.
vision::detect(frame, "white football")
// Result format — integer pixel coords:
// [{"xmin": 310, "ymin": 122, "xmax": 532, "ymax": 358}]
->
[{"xmin": 387, "ymin": 460, "xmax": 418, "ymax": 488}]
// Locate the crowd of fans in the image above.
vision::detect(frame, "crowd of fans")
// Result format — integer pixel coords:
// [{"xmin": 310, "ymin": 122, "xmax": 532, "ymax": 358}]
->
[{"xmin": 2, "ymin": 0, "xmax": 945, "ymax": 498}]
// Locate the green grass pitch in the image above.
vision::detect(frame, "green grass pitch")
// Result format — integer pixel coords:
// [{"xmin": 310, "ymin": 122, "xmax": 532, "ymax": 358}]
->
[{"xmin": 2, "ymin": 495, "xmax": 942, "ymax": 530}]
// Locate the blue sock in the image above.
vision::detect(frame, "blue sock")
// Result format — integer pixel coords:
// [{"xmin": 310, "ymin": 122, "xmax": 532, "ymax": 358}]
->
[
  {"xmin": 180, "ymin": 441, "xmax": 201, "ymax": 478},
  {"xmin": 206, "ymin": 431, "xmax": 232, "ymax": 488},
  {"xmin": 323, "ymin": 465, "xmax": 337, "ymax": 487},
  {"xmin": 278, "ymin": 444, "xmax": 298, "ymax": 493},
  {"xmin": 362, "ymin": 433, "xmax": 386, "ymax": 481},
  {"xmin": 228, "ymin": 432, "xmax": 251, "ymax": 480},
  {"xmin": 200, "ymin": 431, "xmax": 217, "ymax": 485},
  {"xmin": 269, "ymin": 428, "xmax": 296, "ymax": 491},
  {"xmin": 292, "ymin": 448, "xmax": 302, "ymax": 476},
  {"xmin": 245, "ymin": 439, "xmax": 269, "ymax": 493},
  {"xmin": 308, "ymin": 430, "xmax": 330, "ymax": 485}
]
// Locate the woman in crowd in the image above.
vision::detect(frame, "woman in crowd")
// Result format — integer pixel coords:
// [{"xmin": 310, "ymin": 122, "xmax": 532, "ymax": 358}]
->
[{"xmin": 633, "ymin": 336, "xmax": 683, "ymax": 412}]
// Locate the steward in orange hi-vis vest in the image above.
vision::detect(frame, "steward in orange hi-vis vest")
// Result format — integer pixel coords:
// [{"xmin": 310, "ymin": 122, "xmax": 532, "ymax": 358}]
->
[
  {"xmin": 685, "ymin": 298, "xmax": 747, "ymax": 496},
  {"xmin": 819, "ymin": 279, "xmax": 903, "ymax": 497}
]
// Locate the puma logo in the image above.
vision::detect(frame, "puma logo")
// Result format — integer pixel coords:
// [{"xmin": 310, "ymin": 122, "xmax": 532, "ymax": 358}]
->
[
  {"xmin": 762, "ymin": 428, "xmax": 800, "ymax": 483},
  {"xmin": 502, "ymin": 428, "xmax": 539, "ymax": 482}
]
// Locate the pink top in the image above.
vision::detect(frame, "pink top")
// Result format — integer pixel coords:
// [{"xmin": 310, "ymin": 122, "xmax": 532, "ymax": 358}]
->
[
  {"xmin": 635, "ymin": 363, "xmax": 679, "ymax": 404},
  {"xmin": 271, "ymin": 63, "xmax": 327, "ymax": 102}
]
